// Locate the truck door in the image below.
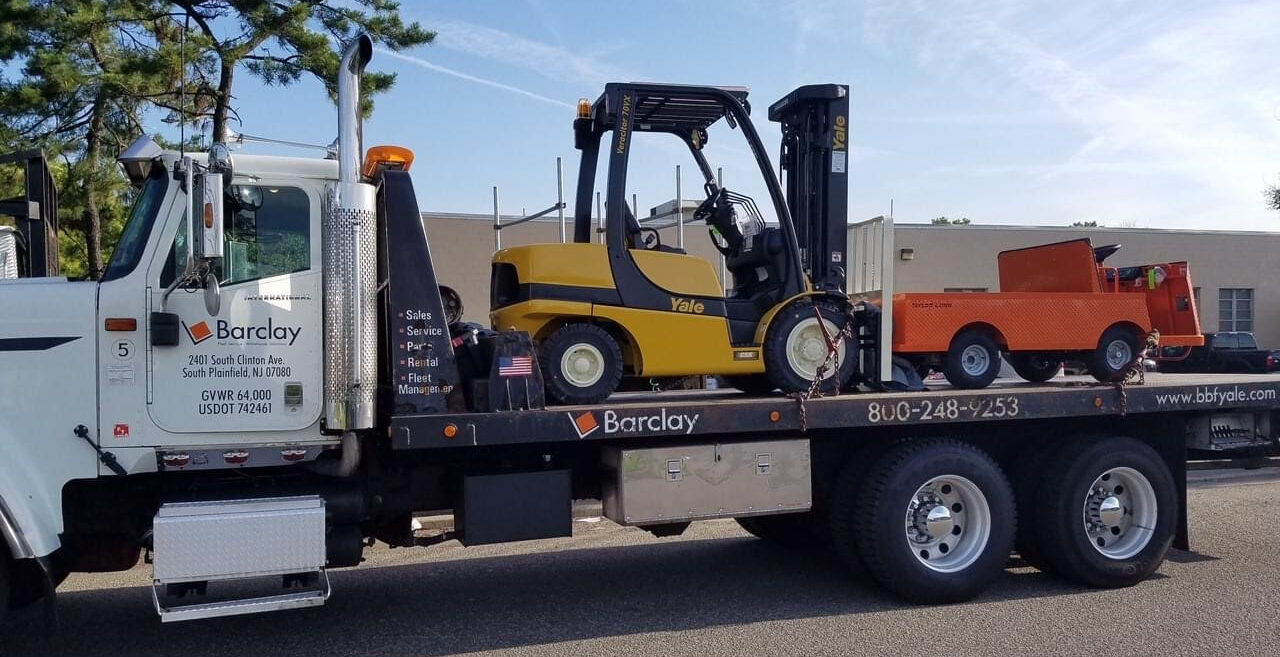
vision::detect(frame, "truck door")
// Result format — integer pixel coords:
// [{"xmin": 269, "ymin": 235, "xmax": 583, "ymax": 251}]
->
[{"xmin": 147, "ymin": 180, "xmax": 323, "ymax": 433}]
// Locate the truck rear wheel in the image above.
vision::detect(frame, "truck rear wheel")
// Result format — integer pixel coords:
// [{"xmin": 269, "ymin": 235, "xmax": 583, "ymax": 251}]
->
[
  {"xmin": 943, "ymin": 330, "xmax": 1002, "ymax": 389},
  {"xmin": 539, "ymin": 323, "xmax": 624, "ymax": 405},
  {"xmin": 736, "ymin": 512, "xmax": 825, "ymax": 549},
  {"xmin": 1087, "ymin": 326, "xmax": 1140, "ymax": 382},
  {"xmin": 1008, "ymin": 353, "xmax": 1060, "ymax": 383},
  {"xmin": 1035, "ymin": 437, "xmax": 1175, "ymax": 588},
  {"xmin": 831, "ymin": 439, "xmax": 1015, "ymax": 603}
]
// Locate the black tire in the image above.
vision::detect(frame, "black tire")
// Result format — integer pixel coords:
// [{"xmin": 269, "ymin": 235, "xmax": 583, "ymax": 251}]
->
[
  {"xmin": 831, "ymin": 439, "xmax": 1015, "ymax": 604},
  {"xmin": 0, "ymin": 550, "xmax": 8, "ymax": 625},
  {"xmin": 539, "ymin": 323, "xmax": 624, "ymax": 405},
  {"xmin": 1087, "ymin": 326, "xmax": 1140, "ymax": 383},
  {"xmin": 722, "ymin": 374, "xmax": 777, "ymax": 396},
  {"xmin": 1035, "ymin": 437, "xmax": 1176, "ymax": 589},
  {"xmin": 1008, "ymin": 353, "xmax": 1060, "ymax": 383},
  {"xmin": 736, "ymin": 512, "xmax": 826, "ymax": 549},
  {"xmin": 942, "ymin": 330, "xmax": 1002, "ymax": 389},
  {"xmin": 763, "ymin": 299, "xmax": 857, "ymax": 395}
]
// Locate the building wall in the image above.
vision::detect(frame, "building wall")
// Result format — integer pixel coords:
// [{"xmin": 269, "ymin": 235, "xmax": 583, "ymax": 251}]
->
[{"xmin": 422, "ymin": 213, "xmax": 1280, "ymax": 348}]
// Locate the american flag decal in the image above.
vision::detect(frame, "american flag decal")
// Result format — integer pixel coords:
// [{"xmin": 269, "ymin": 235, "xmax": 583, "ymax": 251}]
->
[{"xmin": 497, "ymin": 355, "xmax": 534, "ymax": 377}]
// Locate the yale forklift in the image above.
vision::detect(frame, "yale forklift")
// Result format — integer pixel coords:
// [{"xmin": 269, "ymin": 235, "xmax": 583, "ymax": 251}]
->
[{"xmin": 490, "ymin": 83, "xmax": 857, "ymax": 404}]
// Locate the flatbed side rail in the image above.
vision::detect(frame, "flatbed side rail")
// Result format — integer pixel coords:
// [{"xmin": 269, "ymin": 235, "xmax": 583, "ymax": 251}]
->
[{"xmin": 389, "ymin": 375, "xmax": 1280, "ymax": 450}]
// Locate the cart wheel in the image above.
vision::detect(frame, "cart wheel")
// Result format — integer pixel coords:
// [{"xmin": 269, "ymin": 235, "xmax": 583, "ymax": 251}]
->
[
  {"xmin": 539, "ymin": 323, "xmax": 624, "ymax": 405},
  {"xmin": 1087, "ymin": 326, "xmax": 1140, "ymax": 382},
  {"xmin": 942, "ymin": 330, "xmax": 1002, "ymax": 389},
  {"xmin": 831, "ymin": 439, "xmax": 1015, "ymax": 603},
  {"xmin": 1035, "ymin": 437, "xmax": 1176, "ymax": 588},
  {"xmin": 1008, "ymin": 353, "xmax": 1061, "ymax": 383},
  {"xmin": 722, "ymin": 375, "xmax": 777, "ymax": 396},
  {"xmin": 763, "ymin": 299, "xmax": 857, "ymax": 395},
  {"xmin": 736, "ymin": 512, "xmax": 826, "ymax": 549}
]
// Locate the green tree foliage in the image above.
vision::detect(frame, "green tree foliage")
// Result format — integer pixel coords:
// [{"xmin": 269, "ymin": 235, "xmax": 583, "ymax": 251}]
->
[
  {"xmin": 1267, "ymin": 182, "xmax": 1280, "ymax": 213},
  {"xmin": 1, "ymin": 1, "xmax": 432, "ymax": 276},
  {"xmin": 170, "ymin": 0, "xmax": 434, "ymax": 140},
  {"xmin": 930, "ymin": 216, "xmax": 971, "ymax": 225}
]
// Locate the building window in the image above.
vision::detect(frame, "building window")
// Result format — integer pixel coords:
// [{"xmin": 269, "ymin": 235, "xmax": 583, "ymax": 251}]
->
[{"xmin": 1218, "ymin": 288, "xmax": 1253, "ymax": 333}]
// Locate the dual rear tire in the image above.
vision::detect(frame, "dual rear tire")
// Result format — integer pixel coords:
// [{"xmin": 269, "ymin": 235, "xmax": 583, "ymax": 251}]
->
[{"xmin": 747, "ymin": 435, "xmax": 1176, "ymax": 604}]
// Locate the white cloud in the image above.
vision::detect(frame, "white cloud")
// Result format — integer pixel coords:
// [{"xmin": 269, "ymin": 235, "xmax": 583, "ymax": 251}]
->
[
  {"xmin": 425, "ymin": 18, "xmax": 639, "ymax": 88},
  {"xmin": 863, "ymin": 0, "xmax": 1280, "ymax": 228},
  {"xmin": 377, "ymin": 48, "xmax": 573, "ymax": 109}
]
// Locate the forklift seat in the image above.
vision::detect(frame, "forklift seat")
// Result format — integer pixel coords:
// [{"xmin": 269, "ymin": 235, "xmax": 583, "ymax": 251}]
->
[{"xmin": 725, "ymin": 227, "xmax": 785, "ymax": 299}]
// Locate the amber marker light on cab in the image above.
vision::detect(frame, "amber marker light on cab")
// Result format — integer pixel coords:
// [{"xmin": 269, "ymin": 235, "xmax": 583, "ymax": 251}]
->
[{"xmin": 362, "ymin": 145, "xmax": 415, "ymax": 179}]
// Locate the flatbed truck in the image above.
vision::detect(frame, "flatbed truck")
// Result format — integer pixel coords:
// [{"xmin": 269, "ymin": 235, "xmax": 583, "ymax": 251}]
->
[{"xmin": 1, "ymin": 35, "xmax": 1278, "ymax": 631}]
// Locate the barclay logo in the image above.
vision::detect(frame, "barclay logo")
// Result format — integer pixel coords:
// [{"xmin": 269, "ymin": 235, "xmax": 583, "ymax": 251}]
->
[
  {"xmin": 183, "ymin": 320, "xmax": 214, "ymax": 345},
  {"xmin": 568, "ymin": 408, "xmax": 700, "ymax": 438},
  {"xmin": 184, "ymin": 318, "xmax": 302, "ymax": 346}
]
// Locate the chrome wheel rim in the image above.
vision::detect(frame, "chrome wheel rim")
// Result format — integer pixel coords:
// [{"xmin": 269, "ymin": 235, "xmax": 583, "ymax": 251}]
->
[
  {"xmin": 905, "ymin": 475, "xmax": 992, "ymax": 573},
  {"xmin": 785, "ymin": 317, "xmax": 844, "ymax": 380},
  {"xmin": 960, "ymin": 344, "xmax": 992, "ymax": 377},
  {"xmin": 561, "ymin": 343, "xmax": 605, "ymax": 388},
  {"xmin": 1105, "ymin": 339, "xmax": 1133, "ymax": 371},
  {"xmin": 1083, "ymin": 466, "xmax": 1157, "ymax": 560}
]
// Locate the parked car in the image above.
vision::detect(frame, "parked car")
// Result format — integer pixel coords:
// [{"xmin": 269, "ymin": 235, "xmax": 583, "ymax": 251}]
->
[
  {"xmin": 1268, "ymin": 349, "xmax": 1280, "ymax": 372},
  {"xmin": 1160, "ymin": 331, "xmax": 1271, "ymax": 374}
]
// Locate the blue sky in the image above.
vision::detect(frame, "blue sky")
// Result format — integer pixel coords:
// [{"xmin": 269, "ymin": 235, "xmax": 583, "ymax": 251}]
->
[{"xmin": 203, "ymin": 0, "xmax": 1280, "ymax": 229}]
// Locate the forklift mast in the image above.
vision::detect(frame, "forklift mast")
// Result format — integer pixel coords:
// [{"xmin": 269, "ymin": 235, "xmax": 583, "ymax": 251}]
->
[
  {"xmin": 768, "ymin": 85, "xmax": 849, "ymax": 292},
  {"xmin": 0, "ymin": 149, "xmax": 59, "ymax": 278}
]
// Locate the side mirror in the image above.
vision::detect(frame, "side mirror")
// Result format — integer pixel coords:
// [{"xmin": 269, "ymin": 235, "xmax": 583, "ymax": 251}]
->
[{"xmin": 193, "ymin": 172, "xmax": 225, "ymax": 260}]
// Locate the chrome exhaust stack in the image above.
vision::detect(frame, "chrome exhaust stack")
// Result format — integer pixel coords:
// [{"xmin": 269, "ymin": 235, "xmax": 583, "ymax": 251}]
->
[{"xmin": 324, "ymin": 33, "xmax": 377, "ymax": 432}]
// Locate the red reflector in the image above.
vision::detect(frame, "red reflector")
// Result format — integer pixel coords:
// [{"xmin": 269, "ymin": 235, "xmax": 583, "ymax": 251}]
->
[{"xmin": 105, "ymin": 318, "xmax": 137, "ymax": 331}]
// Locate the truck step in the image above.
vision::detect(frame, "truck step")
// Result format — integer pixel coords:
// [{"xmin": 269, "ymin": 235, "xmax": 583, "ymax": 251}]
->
[
  {"xmin": 151, "ymin": 496, "xmax": 329, "ymax": 622},
  {"xmin": 151, "ymin": 573, "xmax": 330, "ymax": 623}
]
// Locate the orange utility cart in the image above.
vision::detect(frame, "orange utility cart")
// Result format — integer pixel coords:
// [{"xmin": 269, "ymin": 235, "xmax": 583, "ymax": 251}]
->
[{"xmin": 894, "ymin": 239, "xmax": 1203, "ymax": 389}]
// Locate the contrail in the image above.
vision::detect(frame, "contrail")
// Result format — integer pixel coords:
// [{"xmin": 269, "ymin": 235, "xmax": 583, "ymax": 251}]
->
[{"xmin": 376, "ymin": 48, "xmax": 573, "ymax": 109}]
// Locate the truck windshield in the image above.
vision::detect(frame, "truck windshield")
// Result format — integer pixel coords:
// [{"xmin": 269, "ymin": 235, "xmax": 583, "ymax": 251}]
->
[{"xmin": 100, "ymin": 168, "xmax": 168, "ymax": 282}]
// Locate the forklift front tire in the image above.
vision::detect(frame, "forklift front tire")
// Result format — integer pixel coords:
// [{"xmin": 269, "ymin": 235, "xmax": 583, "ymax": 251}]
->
[
  {"xmin": 763, "ymin": 299, "xmax": 856, "ymax": 395},
  {"xmin": 943, "ymin": 330, "xmax": 1002, "ymax": 389},
  {"xmin": 539, "ymin": 323, "xmax": 624, "ymax": 405}
]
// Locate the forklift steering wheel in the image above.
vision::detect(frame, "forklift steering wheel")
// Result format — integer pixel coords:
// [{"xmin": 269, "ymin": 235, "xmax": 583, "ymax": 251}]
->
[{"xmin": 693, "ymin": 190, "xmax": 724, "ymax": 224}]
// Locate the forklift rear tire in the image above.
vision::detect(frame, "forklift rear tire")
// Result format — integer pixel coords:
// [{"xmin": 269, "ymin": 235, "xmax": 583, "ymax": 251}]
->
[
  {"xmin": 943, "ymin": 330, "xmax": 1002, "ymax": 389},
  {"xmin": 1087, "ymin": 326, "xmax": 1140, "ymax": 382},
  {"xmin": 1008, "ymin": 353, "xmax": 1061, "ymax": 383},
  {"xmin": 763, "ymin": 299, "xmax": 856, "ymax": 395},
  {"xmin": 539, "ymin": 323, "xmax": 624, "ymax": 405}
]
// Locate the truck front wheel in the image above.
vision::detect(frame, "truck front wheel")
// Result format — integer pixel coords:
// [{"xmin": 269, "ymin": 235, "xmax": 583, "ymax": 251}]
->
[
  {"xmin": 1035, "ymin": 437, "xmax": 1175, "ymax": 588},
  {"xmin": 831, "ymin": 439, "xmax": 1015, "ymax": 603},
  {"xmin": 0, "ymin": 549, "xmax": 9, "ymax": 625}
]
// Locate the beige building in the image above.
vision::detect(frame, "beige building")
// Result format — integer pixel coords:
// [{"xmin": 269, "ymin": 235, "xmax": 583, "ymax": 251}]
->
[{"xmin": 423, "ymin": 212, "xmax": 1280, "ymax": 348}]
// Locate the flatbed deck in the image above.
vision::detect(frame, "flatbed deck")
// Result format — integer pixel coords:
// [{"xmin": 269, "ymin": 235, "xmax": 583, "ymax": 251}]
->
[{"xmin": 391, "ymin": 373, "xmax": 1280, "ymax": 449}]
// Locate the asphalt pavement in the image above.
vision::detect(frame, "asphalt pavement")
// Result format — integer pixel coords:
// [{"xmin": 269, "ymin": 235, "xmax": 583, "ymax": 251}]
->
[{"xmin": 3, "ymin": 469, "xmax": 1279, "ymax": 657}]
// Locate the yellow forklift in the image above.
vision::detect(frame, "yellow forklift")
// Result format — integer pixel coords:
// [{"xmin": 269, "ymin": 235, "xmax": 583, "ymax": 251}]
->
[{"xmin": 491, "ymin": 83, "xmax": 856, "ymax": 404}]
